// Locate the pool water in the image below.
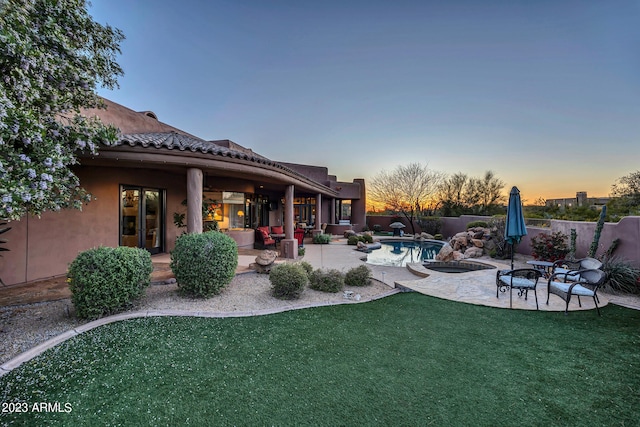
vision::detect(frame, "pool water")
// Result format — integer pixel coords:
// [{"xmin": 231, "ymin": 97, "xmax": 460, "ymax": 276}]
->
[{"xmin": 364, "ymin": 240, "xmax": 445, "ymax": 267}]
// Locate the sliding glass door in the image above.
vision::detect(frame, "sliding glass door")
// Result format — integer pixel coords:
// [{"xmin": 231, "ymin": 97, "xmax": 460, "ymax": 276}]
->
[{"xmin": 120, "ymin": 186, "xmax": 164, "ymax": 254}]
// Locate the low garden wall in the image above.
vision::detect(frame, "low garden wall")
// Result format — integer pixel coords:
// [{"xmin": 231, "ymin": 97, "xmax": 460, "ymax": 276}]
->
[{"xmin": 366, "ymin": 215, "xmax": 640, "ymax": 267}]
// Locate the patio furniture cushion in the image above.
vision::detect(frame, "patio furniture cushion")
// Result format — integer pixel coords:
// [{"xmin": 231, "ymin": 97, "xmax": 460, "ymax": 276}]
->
[
  {"xmin": 271, "ymin": 226, "xmax": 284, "ymax": 234},
  {"xmin": 553, "ymin": 268, "xmax": 581, "ymax": 282},
  {"xmin": 498, "ymin": 276, "xmax": 536, "ymax": 289},
  {"xmin": 547, "ymin": 268, "xmax": 606, "ymax": 315},
  {"xmin": 548, "ymin": 281, "xmax": 595, "ymax": 297},
  {"xmin": 495, "ymin": 268, "xmax": 542, "ymax": 310},
  {"xmin": 255, "ymin": 227, "xmax": 276, "ymax": 249}
]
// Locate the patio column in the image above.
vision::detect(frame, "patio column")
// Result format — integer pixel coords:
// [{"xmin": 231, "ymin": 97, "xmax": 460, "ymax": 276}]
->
[
  {"xmin": 313, "ymin": 193, "xmax": 322, "ymax": 237},
  {"xmin": 186, "ymin": 167, "xmax": 203, "ymax": 234},
  {"xmin": 330, "ymin": 198, "xmax": 336, "ymax": 224},
  {"xmin": 281, "ymin": 185, "xmax": 296, "ymax": 259}
]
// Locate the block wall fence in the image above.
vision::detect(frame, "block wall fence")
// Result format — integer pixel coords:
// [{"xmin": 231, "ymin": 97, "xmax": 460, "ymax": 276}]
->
[{"xmin": 366, "ymin": 215, "xmax": 640, "ymax": 267}]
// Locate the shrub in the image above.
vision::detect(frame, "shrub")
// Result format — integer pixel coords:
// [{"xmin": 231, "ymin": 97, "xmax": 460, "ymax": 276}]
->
[
  {"xmin": 298, "ymin": 261, "xmax": 314, "ymax": 277},
  {"xmin": 601, "ymin": 256, "xmax": 640, "ymax": 295},
  {"xmin": 347, "ymin": 235, "xmax": 362, "ymax": 245},
  {"xmin": 417, "ymin": 216, "xmax": 442, "ymax": 235},
  {"xmin": 348, "ymin": 234, "xmax": 373, "ymax": 245},
  {"xmin": 373, "ymin": 224, "xmax": 383, "ymax": 232},
  {"xmin": 313, "ymin": 233, "xmax": 331, "ymax": 244},
  {"xmin": 298, "ymin": 246, "xmax": 306, "ymax": 256},
  {"xmin": 434, "ymin": 234, "xmax": 444, "ymax": 241},
  {"xmin": 170, "ymin": 231, "xmax": 238, "ymax": 298},
  {"xmin": 530, "ymin": 231, "xmax": 569, "ymax": 262},
  {"xmin": 68, "ymin": 246, "xmax": 153, "ymax": 319},
  {"xmin": 309, "ymin": 269, "xmax": 345, "ymax": 293},
  {"xmin": 269, "ymin": 263, "xmax": 308, "ymax": 299},
  {"xmin": 488, "ymin": 217, "xmax": 508, "ymax": 259},
  {"xmin": 345, "ymin": 265, "xmax": 372, "ymax": 287},
  {"xmin": 467, "ymin": 220, "xmax": 489, "ymax": 229}
]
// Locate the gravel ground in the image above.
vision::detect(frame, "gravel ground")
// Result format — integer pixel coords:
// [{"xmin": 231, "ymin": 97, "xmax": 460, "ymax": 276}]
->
[{"xmin": 0, "ymin": 271, "xmax": 394, "ymax": 366}]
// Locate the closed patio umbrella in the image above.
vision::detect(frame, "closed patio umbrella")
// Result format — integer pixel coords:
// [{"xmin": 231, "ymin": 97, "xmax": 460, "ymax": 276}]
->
[{"xmin": 504, "ymin": 186, "xmax": 527, "ymax": 270}]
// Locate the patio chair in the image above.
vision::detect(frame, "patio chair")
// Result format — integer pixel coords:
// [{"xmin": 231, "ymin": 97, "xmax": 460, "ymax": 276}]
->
[
  {"xmin": 496, "ymin": 268, "xmax": 543, "ymax": 309},
  {"xmin": 547, "ymin": 268, "xmax": 606, "ymax": 315},
  {"xmin": 551, "ymin": 257, "xmax": 602, "ymax": 282},
  {"xmin": 254, "ymin": 226, "xmax": 276, "ymax": 249}
]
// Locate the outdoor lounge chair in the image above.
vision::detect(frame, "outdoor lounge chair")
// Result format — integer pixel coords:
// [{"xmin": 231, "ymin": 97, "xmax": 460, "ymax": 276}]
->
[
  {"xmin": 547, "ymin": 268, "xmax": 607, "ymax": 315},
  {"xmin": 496, "ymin": 268, "xmax": 543, "ymax": 309},
  {"xmin": 254, "ymin": 226, "xmax": 276, "ymax": 249}
]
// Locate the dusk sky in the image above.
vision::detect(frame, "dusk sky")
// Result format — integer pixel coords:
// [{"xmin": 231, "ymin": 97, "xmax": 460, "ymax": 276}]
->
[{"xmin": 90, "ymin": 0, "xmax": 640, "ymax": 203}]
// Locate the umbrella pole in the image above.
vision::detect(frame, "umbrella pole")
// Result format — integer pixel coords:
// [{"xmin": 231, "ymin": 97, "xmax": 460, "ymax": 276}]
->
[
  {"xmin": 511, "ymin": 242, "xmax": 515, "ymax": 270},
  {"xmin": 510, "ymin": 242, "xmax": 514, "ymax": 308}
]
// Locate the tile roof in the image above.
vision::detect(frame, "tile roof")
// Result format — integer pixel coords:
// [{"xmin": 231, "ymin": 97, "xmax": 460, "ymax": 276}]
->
[{"xmin": 106, "ymin": 132, "xmax": 332, "ymax": 190}]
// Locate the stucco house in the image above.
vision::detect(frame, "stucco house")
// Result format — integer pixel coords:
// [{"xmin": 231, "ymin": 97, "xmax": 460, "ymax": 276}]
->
[{"xmin": 3, "ymin": 98, "xmax": 366, "ymax": 286}]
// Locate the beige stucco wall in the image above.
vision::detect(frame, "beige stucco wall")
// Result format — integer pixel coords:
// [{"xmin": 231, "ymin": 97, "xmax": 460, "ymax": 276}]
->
[
  {"xmin": 2, "ymin": 166, "xmax": 185, "ymax": 286},
  {"xmin": 366, "ymin": 214, "xmax": 640, "ymax": 267}
]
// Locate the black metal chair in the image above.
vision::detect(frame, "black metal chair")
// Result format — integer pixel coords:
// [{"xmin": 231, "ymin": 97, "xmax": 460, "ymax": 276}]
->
[
  {"xmin": 547, "ymin": 268, "xmax": 607, "ymax": 315},
  {"xmin": 551, "ymin": 257, "xmax": 602, "ymax": 282},
  {"xmin": 496, "ymin": 268, "xmax": 543, "ymax": 309}
]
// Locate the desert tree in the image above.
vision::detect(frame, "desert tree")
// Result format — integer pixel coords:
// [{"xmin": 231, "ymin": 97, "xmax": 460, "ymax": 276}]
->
[
  {"xmin": 475, "ymin": 170, "xmax": 506, "ymax": 214},
  {"xmin": 436, "ymin": 171, "xmax": 505, "ymax": 216},
  {"xmin": 609, "ymin": 170, "xmax": 640, "ymax": 217},
  {"xmin": 0, "ymin": 0, "xmax": 124, "ymax": 220},
  {"xmin": 369, "ymin": 163, "xmax": 444, "ymax": 235}
]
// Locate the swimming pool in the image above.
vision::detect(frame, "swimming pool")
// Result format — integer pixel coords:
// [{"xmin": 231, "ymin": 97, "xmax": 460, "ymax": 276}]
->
[{"xmin": 364, "ymin": 239, "xmax": 445, "ymax": 267}]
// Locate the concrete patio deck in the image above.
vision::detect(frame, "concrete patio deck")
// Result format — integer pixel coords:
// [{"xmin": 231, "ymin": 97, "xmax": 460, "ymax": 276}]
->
[{"xmin": 301, "ymin": 237, "xmax": 623, "ymax": 313}]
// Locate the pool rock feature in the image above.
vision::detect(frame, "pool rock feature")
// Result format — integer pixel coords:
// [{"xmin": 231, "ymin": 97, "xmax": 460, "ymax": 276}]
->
[
  {"xmin": 436, "ymin": 227, "xmax": 495, "ymax": 260},
  {"xmin": 423, "ymin": 260, "xmax": 496, "ymax": 273}
]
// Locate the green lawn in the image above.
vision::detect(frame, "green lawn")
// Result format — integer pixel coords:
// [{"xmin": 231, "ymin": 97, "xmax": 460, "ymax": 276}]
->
[{"xmin": 1, "ymin": 293, "xmax": 639, "ymax": 426}]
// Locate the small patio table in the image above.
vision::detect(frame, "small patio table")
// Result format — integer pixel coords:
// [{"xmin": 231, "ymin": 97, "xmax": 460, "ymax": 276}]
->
[
  {"xmin": 271, "ymin": 233, "xmax": 285, "ymax": 246},
  {"xmin": 526, "ymin": 260, "xmax": 554, "ymax": 278}
]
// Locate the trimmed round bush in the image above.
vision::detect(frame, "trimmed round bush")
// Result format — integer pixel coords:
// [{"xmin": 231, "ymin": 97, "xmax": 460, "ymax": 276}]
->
[
  {"xmin": 361, "ymin": 233, "xmax": 374, "ymax": 244},
  {"xmin": 269, "ymin": 263, "xmax": 308, "ymax": 299},
  {"xmin": 170, "ymin": 231, "xmax": 238, "ymax": 298},
  {"xmin": 347, "ymin": 235, "xmax": 361, "ymax": 245},
  {"xmin": 298, "ymin": 261, "xmax": 314, "ymax": 277},
  {"xmin": 309, "ymin": 268, "xmax": 345, "ymax": 293},
  {"xmin": 345, "ymin": 265, "xmax": 372, "ymax": 287},
  {"xmin": 68, "ymin": 246, "xmax": 153, "ymax": 319}
]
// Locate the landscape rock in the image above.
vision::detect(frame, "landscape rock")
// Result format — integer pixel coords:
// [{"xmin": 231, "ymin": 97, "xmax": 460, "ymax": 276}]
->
[
  {"xmin": 471, "ymin": 239, "xmax": 484, "ymax": 248},
  {"xmin": 253, "ymin": 250, "xmax": 279, "ymax": 273},
  {"xmin": 436, "ymin": 243, "xmax": 454, "ymax": 262},
  {"xmin": 463, "ymin": 247, "xmax": 484, "ymax": 258}
]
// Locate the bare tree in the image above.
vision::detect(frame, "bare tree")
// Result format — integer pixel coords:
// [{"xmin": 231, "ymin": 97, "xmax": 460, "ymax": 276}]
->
[
  {"xmin": 476, "ymin": 171, "xmax": 506, "ymax": 213},
  {"xmin": 610, "ymin": 170, "xmax": 640, "ymax": 215},
  {"xmin": 369, "ymin": 163, "xmax": 444, "ymax": 235},
  {"xmin": 436, "ymin": 170, "xmax": 506, "ymax": 216}
]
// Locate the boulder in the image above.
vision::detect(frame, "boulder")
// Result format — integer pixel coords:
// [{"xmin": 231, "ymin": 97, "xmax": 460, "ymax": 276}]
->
[
  {"xmin": 344, "ymin": 229, "xmax": 357, "ymax": 238},
  {"xmin": 463, "ymin": 247, "xmax": 484, "ymax": 258},
  {"xmin": 421, "ymin": 232, "xmax": 435, "ymax": 240},
  {"xmin": 436, "ymin": 243, "xmax": 454, "ymax": 262},
  {"xmin": 471, "ymin": 239, "xmax": 484, "ymax": 248},
  {"xmin": 253, "ymin": 250, "xmax": 279, "ymax": 273},
  {"xmin": 256, "ymin": 250, "xmax": 278, "ymax": 265},
  {"xmin": 452, "ymin": 251, "xmax": 465, "ymax": 261}
]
